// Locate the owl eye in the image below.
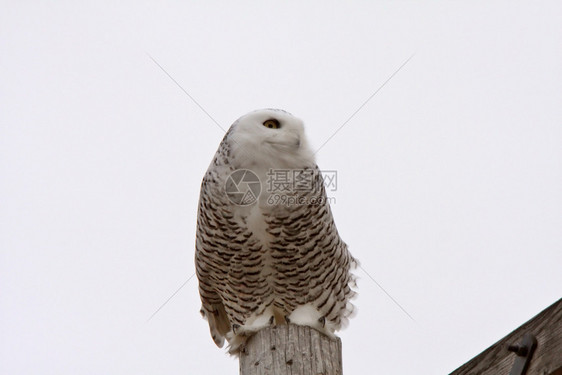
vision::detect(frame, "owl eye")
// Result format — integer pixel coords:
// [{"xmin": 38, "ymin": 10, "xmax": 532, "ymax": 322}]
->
[{"xmin": 262, "ymin": 119, "xmax": 281, "ymax": 129}]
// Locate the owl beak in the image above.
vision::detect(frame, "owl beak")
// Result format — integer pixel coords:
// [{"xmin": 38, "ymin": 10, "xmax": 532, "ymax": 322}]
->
[{"xmin": 266, "ymin": 134, "xmax": 301, "ymax": 150}]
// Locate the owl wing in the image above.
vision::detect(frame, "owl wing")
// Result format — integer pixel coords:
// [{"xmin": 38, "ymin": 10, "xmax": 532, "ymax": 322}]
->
[
  {"xmin": 195, "ymin": 170, "xmax": 233, "ymax": 348},
  {"xmin": 196, "ymin": 163, "xmax": 265, "ymax": 348},
  {"xmin": 265, "ymin": 166, "xmax": 357, "ymax": 329}
]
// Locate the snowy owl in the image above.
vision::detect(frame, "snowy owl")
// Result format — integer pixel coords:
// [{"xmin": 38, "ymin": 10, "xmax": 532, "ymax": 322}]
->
[{"xmin": 195, "ymin": 109, "xmax": 357, "ymax": 354}]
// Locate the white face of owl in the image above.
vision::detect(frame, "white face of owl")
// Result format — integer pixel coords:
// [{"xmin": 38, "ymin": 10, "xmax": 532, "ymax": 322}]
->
[{"xmin": 229, "ymin": 109, "xmax": 315, "ymax": 170}]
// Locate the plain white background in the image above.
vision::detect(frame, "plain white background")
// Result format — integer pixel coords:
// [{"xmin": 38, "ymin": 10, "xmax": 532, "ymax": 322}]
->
[{"xmin": 1, "ymin": 1, "xmax": 561, "ymax": 374}]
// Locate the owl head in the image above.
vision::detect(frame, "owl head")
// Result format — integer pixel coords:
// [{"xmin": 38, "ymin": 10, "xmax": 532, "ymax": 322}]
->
[{"xmin": 228, "ymin": 109, "xmax": 315, "ymax": 170}]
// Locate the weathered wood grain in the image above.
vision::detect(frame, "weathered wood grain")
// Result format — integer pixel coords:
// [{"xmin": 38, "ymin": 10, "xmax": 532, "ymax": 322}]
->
[
  {"xmin": 239, "ymin": 324, "xmax": 343, "ymax": 375},
  {"xmin": 450, "ymin": 298, "xmax": 562, "ymax": 375}
]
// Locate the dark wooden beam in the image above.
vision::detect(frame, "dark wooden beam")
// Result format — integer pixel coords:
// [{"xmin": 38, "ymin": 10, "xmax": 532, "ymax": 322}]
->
[{"xmin": 450, "ymin": 298, "xmax": 562, "ymax": 375}]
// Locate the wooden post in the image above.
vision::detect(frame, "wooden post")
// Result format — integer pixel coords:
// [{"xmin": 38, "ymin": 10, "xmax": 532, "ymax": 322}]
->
[{"xmin": 239, "ymin": 324, "xmax": 343, "ymax": 375}]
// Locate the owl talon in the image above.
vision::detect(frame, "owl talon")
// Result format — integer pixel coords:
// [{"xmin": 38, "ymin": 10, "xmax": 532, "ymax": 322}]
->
[
  {"xmin": 318, "ymin": 316, "xmax": 326, "ymax": 328},
  {"xmin": 284, "ymin": 315, "xmax": 291, "ymax": 324},
  {"xmin": 232, "ymin": 323, "xmax": 240, "ymax": 334},
  {"xmin": 269, "ymin": 315, "xmax": 275, "ymax": 325}
]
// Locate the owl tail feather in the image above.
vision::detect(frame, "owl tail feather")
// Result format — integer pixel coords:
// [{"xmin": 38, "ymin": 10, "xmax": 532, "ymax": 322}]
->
[{"xmin": 202, "ymin": 303, "xmax": 230, "ymax": 348}]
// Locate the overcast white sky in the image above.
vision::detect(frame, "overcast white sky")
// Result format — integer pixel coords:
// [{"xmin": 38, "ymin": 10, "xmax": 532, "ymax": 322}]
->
[{"xmin": 1, "ymin": 1, "xmax": 561, "ymax": 374}]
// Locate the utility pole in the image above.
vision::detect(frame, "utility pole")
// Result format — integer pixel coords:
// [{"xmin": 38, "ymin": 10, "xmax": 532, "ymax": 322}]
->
[{"xmin": 239, "ymin": 324, "xmax": 343, "ymax": 375}]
